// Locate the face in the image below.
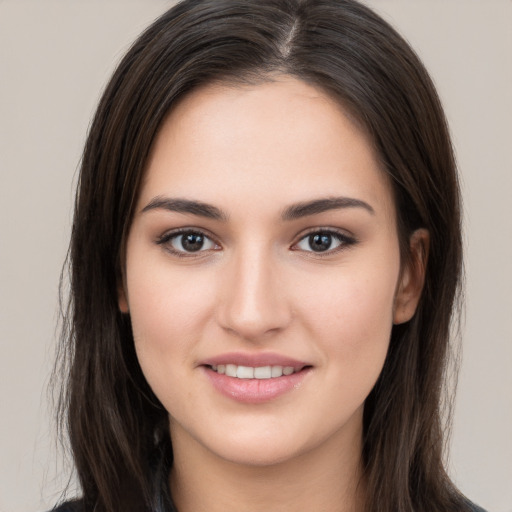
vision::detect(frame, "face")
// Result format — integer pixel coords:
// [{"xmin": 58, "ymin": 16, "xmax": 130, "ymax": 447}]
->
[{"xmin": 120, "ymin": 77, "xmax": 424, "ymax": 469}]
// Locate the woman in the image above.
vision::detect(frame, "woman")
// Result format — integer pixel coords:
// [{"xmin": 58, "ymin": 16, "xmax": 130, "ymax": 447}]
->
[{"xmin": 53, "ymin": 0, "xmax": 485, "ymax": 511}]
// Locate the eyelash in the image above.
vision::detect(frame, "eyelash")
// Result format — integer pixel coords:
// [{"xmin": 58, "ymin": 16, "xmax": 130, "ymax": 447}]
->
[
  {"xmin": 156, "ymin": 228, "xmax": 220, "ymax": 258},
  {"xmin": 291, "ymin": 228, "xmax": 357, "ymax": 256},
  {"xmin": 156, "ymin": 228, "xmax": 357, "ymax": 258}
]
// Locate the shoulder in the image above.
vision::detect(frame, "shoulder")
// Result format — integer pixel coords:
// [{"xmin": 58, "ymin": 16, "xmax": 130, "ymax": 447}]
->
[
  {"xmin": 49, "ymin": 499, "xmax": 85, "ymax": 512},
  {"xmin": 467, "ymin": 500, "xmax": 488, "ymax": 512}
]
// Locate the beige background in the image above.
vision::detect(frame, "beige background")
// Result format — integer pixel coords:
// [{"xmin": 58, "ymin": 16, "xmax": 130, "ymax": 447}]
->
[{"xmin": 0, "ymin": 1, "xmax": 511, "ymax": 511}]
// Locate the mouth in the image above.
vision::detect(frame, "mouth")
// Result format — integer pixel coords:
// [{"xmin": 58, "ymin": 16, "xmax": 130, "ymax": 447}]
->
[
  {"xmin": 208, "ymin": 364, "xmax": 303, "ymax": 379},
  {"xmin": 201, "ymin": 353, "xmax": 312, "ymax": 404}
]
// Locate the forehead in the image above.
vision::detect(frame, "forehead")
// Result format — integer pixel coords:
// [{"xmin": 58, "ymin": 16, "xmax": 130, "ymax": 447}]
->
[{"xmin": 140, "ymin": 77, "xmax": 395, "ymax": 221}]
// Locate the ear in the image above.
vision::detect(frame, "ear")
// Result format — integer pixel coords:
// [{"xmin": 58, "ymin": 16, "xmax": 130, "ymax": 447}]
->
[
  {"xmin": 393, "ymin": 228, "xmax": 429, "ymax": 325},
  {"xmin": 118, "ymin": 282, "xmax": 129, "ymax": 313}
]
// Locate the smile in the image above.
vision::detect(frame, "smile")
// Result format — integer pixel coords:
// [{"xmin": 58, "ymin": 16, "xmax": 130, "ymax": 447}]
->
[
  {"xmin": 210, "ymin": 364, "xmax": 298, "ymax": 379},
  {"xmin": 201, "ymin": 353, "xmax": 312, "ymax": 403}
]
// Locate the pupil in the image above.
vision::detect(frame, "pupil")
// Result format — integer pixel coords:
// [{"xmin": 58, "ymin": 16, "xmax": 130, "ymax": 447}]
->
[
  {"xmin": 182, "ymin": 233, "xmax": 204, "ymax": 252},
  {"xmin": 310, "ymin": 233, "xmax": 331, "ymax": 252}
]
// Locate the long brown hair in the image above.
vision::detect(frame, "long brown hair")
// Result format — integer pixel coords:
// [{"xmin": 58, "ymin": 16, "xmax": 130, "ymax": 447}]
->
[{"xmin": 57, "ymin": 1, "xmax": 467, "ymax": 510}]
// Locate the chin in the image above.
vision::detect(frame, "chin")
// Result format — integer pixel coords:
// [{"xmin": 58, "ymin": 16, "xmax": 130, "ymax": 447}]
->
[
  {"xmin": 193, "ymin": 418, "xmax": 331, "ymax": 469},
  {"xmin": 214, "ymin": 438, "xmax": 307, "ymax": 468}
]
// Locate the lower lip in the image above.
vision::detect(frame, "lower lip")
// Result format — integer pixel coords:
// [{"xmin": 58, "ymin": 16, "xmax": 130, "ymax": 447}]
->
[{"xmin": 203, "ymin": 366, "xmax": 311, "ymax": 404}]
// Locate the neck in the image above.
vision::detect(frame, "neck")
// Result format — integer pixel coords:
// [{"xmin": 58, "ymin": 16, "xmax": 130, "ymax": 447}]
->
[{"xmin": 169, "ymin": 414, "xmax": 366, "ymax": 512}]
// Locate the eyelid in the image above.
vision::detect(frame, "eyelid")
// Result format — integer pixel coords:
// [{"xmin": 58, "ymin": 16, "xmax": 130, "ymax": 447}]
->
[
  {"xmin": 155, "ymin": 226, "xmax": 356, "ymax": 258},
  {"xmin": 290, "ymin": 227, "xmax": 358, "ymax": 254},
  {"xmin": 156, "ymin": 227, "xmax": 221, "ymax": 256}
]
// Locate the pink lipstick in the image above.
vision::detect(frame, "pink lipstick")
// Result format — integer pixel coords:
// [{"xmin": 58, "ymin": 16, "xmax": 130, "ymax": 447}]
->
[{"xmin": 200, "ymin": 352, "xmax": 312, "ymax": 404}]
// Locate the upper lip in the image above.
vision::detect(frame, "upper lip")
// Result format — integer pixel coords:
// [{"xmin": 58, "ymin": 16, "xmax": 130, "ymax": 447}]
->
[{"xmin": 200, "ymin": 352, "xmax": 311, "ymax": 370}]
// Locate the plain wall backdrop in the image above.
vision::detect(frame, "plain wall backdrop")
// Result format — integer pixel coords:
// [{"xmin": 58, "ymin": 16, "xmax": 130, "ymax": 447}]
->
[{"xmin": 0, "ymin": 1, "xmax": 511, "ymax": 511}]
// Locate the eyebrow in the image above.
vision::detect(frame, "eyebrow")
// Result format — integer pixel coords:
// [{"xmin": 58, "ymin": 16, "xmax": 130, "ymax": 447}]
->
[
  {"xmin": 141, "ymin": 196, "xmax": 228, "ymax": 221},
  {"xmin": 141, "ymin": 195, "xmax": 374, "ymax": 221},
  {"xmin": 281, "ymin": 196, "xmax": 375, "ymax": 220}
]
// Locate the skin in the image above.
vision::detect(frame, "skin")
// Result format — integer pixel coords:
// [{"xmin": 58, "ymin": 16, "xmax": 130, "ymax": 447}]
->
[{"xmin": 119, "ymin": 77, "xmax": 427, "ymax": 512}]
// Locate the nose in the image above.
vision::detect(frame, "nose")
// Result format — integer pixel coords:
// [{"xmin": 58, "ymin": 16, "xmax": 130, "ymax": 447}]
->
[{"xmin": 216, "ymin": 246, "xmax": 292, "ymax": 342}]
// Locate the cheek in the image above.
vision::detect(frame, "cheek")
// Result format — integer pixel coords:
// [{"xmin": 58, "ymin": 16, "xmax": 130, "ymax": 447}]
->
[
  {"xmin": 128, "ymin": 258, "xmax": 215, "ymax": 335},
  {"xmin": 125, "ymin": 262, "xmax": 217, "ymax": 392},
  {"xmin": 308, "ymin": 277, "xmax": 396, "ymax": 429},
  {"xmin": 293, "ymin": 255, "xmax": 400, "ymax": 370}
]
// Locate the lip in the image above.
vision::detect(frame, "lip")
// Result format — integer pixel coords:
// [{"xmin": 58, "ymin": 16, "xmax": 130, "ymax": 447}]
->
[
  {"xmin": 201, "ymin": 352, "xmax": 309, "ymax": 370},
  {"xmin": 200, "ymin": 352, "xmax": 312, "ymax": 404}
]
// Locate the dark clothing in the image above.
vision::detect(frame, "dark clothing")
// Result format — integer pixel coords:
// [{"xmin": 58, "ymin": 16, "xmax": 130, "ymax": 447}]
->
[
  {"xmin": 50, "ymin": 498, "xmax": 174, "ymax": 512},
  {"xmin": 51, "ymin": 503, "xmax": 81, "ymax": 512},
  {"xmin": 50, "ymin": 442, "xmax": 487, "ymax": 512},
  {"xmin": 51, "ymin": 498, "xmax": 488, "ymax": 512}
]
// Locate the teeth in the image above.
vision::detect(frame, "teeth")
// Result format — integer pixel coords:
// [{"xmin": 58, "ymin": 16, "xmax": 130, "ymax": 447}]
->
[
  {"xmin": 211, "ymin": 364, "xmax": 297, "ymax": 379},
  {"xmin": 236, "ymin": 365, "xmax": 254, "ymax": 379},
  {"xmin": 271, "ymin": 366, "xmax": 283, "ymax": 378},
  {"xmin": 226, "ymin": 364, "xmax": 237, "ymax": 377},
  {"xmin": 254, "ymin": 366, "xmax": 271, "ymax": 379}
]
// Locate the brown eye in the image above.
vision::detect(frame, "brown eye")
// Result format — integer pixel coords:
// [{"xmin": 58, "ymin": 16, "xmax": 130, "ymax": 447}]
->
[
  {"xmin": 179, "ymin": 232, "xmax": 206, "ymax": 252},
  {"xmin": 158, "ymin": 230, "xmax": 218, "ymax": 254},
  {"xmin": 295, "ymin": 230, "xmax": 356, "ymax": 253},
  {"xmin": 308, "ymin": 233, "xmax": 333, "ymax": 252}
]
